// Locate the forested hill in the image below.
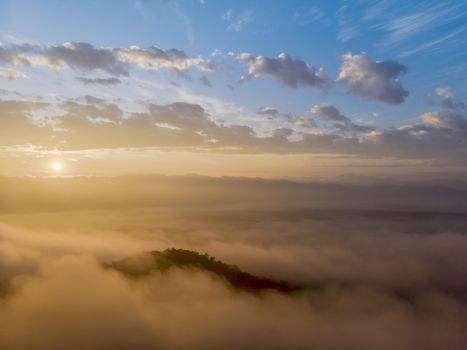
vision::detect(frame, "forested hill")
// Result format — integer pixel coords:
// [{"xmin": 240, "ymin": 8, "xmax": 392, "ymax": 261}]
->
[{"xmin": 105, "ymin": 248, "xmax": 301, "ymax": 293}]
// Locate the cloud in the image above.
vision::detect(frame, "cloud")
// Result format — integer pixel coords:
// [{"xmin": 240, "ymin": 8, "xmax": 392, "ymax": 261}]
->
[
  {"xmin": 337, "ymin": 52, "xmax": 409, "ymax": 104},
  {"xmin": 235, "ymin": 50, "xmax": 408, "ymax": 104},
  {"xmin": 0, "ymin": 97, "xmax": 252, "ymax": 150},
  {"xmin": 2, "ymin": 95, "xmax": 467, "ymax": 163},
  {"xmin": 115, "ymin": 45, "xmax": 218, "ymax": 74},
  {"xmin": 76, "ymin": 77, "xmax": 122, "ymax": 86},
  {"xmin": 336, "ymin": 2, "xmax": 362, "ymax": 42},
  {"xmin": 398, "ymin": 26, "xmax": 467, "ymax": 58},
  {"xmin": 311, "ymin": 105, "xmax": 375, "ymax": 134},
  {"xmin": 293, "ymin": 7, "xmax": 324, "ymax": 25},
  {"xmin": 358, "ymin": 111, "xmax": 467, "ymax": 160},
  {"xmin": 51, "ymin": 99, "xmax": 257, "ymax": 150},
  {"xmin": 284, "ymin": 114, "xmax": 317, "ymax": 128},
  {"xmin": 0, "ymin": 99, "xmax": 51, "ymax": 146},
  {"xmin": 238, "ymin": 52, "xmax": 330, "ymax": 89},
  {"xmin": 436, "ymin": 87, "xmax": 465, "ymax": 110},
  {"xmin": 422, "ymin": 111, "xmax": 467, "ymax": 132},
  {"xmin": 0, "ymin": 67, "xmax": 26, "ymax": 80},
  {"xmin": 256, "ymin": 106, "xmax": 279, "ymax": 118},
  {"xmin": 0, "ymin": 44, "xmax": 32, "ymax": 66},
  {"xmin": 33, "ymin": 42, "xmax": 128, "ymax": 75},
  {"xmin": 375, "ymin": 1, "xmax": 467, "ymax": 48},
  {"xmin": 0, "ymin": 198, "xmax": 466, "ymax": 349},
  {"xmin": 436, "ymin": 86, "xmax": 453, "ymax": 98},
  {"xmin": 222, "ymin": 9, "xmax": 254, "ymax": 32},
  {"xmin": 442, "ymin": 99, "xmax": 466, "ymax": 110},
  {"xmin": 335, "ymin": 1, "xmax": 467, "ymax": 55},
  {"xmin": 211, "ymin": 49, "xmax": 222, "ymax": 57},
  {"xmin": 0, "ymin": 42, "xmax": 126, "ymax": 73},
  {"xmin": 0, "ymin": 42, "xmax": 218, "ymax": 76}
]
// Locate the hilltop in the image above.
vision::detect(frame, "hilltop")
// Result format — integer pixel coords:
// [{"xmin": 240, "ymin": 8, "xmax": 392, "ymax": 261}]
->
[{"xmin": 105, "ymin": 248, "xmax": 301, "ymax": 293}]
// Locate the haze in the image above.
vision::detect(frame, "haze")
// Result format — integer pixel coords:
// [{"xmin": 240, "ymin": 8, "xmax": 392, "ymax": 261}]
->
[{"xmin": 1, "ymin": 1, "xmax": 466, "ymax": 349}]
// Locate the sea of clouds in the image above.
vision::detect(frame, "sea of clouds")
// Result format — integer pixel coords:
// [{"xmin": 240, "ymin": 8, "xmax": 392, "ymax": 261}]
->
[{"xmin": 1, "ymin": 205, "xmax": 466, "ymax": 350}]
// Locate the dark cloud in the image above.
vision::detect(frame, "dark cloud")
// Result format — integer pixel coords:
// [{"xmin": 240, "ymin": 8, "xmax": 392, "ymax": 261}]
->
[
  {"xmin": 337, "ymin": 53, "xmax": 409, "ymax": 104},
  {"xmin": 271, "ymin": 127, "xmax": 294, "ymax": 139},
  {"xmin": 442, "ymin": 98, "xmax": 466, "ymax": 110},
  {"xmin": 237, "ymin": 52, "xmax": 330, "ymax": 88},
  {"xmin": 284, "ymin": 113, "xmax": 317, "ymax": 128},
  {"xmin": 256, "ymin": 106, "xmax": 279, "ymax": 118},
  {"xmin": 76, "ymin": 77, "xmax": 122, "ymax": 86},
  {"xmin": 256, "ymin": 107, "xmax": 317, "ymax": 127},
  {"xmin": 0, "ymin": 42, "xmax": 128, "ymax": 74},
  {"xmin": 311, "ymin": 104, "xmax": 375, "ymax": 134},
  {"xmin": 47, "ymin": 42, "xmax": 129, "ymax": 75}
]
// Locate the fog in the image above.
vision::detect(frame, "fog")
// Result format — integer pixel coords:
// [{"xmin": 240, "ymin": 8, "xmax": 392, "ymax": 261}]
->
[{"xmin": 0, "ymin": 176, "xmax": 466, "ymax": 349}]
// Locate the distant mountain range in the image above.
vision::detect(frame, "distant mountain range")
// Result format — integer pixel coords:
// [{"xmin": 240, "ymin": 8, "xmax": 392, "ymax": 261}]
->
[{"xmin": 2, "ymin": 174, "xmax": 467, "ymax": 212}]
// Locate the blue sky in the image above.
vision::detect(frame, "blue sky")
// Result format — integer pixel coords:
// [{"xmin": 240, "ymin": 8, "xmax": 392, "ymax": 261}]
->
[
  {"xmin": 1, "ymin": 0, "xmax": 466, "ymax": 117},
  {"xmin": 0, "ymin": 0, "xmax": 467, "ymax": 177}
]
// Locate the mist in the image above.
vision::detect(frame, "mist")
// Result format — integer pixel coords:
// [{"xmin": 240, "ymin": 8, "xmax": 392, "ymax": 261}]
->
[{"xmin": 0, "ymin": 175, "xmax": 466, "ymax": 349}]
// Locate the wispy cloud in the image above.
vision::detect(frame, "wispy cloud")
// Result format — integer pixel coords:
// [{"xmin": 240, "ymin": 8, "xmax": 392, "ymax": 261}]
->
[
  {"xmin": 222, "ymin": 8, "xmax": 254, "ymax": 32},
  {"xmin": 375, "ymin": 1, "xmax": 467, "ymax": 49},
  {"xmin": 336, "ymin": 2, "xmax": 363, "ymax": 42},
  {"xmin": 336, "ymin": 0, "xmax": 467, "ymax": 55},
  {"xmin": 293, "ymin": 7, "xmax": 324, "ymax": 26},
  {"xmin": 398, "ymin": 25, "xmax": 467, "ymax": 58}
]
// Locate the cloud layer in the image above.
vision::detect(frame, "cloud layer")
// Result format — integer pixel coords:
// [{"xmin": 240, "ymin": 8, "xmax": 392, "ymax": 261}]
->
[
  {"xmin": 2, "ymin": 96, "xmax": 467, "ymax": 163},
  {"xmin": 0, "ymin": 196, "xmax": 466, "ymax": 350}
]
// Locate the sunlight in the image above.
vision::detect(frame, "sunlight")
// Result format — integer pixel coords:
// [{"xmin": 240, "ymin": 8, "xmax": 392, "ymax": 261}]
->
[
  {"xmin": 51, "ymin": 160, "xmax": 64, "ymax": 172},
  {"xmin": 1, "ymin": 1, "xmax": 465, "ymax": 348}
]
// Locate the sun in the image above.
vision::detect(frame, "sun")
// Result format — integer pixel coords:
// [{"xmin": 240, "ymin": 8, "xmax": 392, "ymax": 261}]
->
[{"xmin": 51, "ymin": 160, "xmax": 64, "ymax": 172}]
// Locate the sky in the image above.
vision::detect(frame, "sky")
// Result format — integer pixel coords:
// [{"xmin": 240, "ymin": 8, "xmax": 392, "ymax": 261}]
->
[
  {"xmin": 1, "ymin": 2, "xmax": 467, "ymax": 347},
  {"xmin": 0, "ymin": 0, "xmax": 467, "ymax": 179}
]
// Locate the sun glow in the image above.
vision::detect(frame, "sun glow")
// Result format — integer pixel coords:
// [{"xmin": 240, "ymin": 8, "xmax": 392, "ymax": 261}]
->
[{"xmin": 51, "ymin": 161, "xmax": 64, "ymax": 172}]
